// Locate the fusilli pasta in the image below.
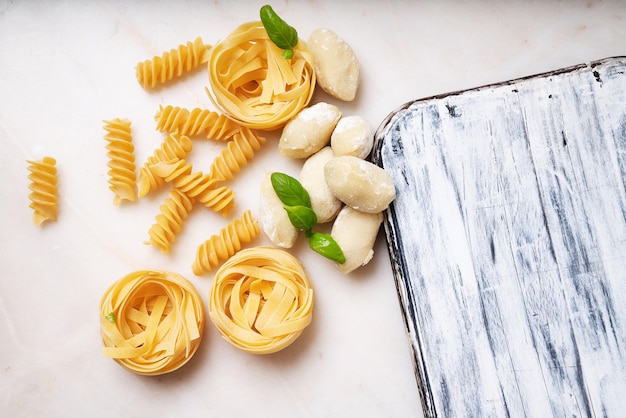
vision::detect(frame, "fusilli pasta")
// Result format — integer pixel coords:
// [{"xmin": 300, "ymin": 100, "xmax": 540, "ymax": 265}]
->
[
  {"xmin": 192, "ymin": 210, "xmax": 260, "ymax": 275},
  {"xmin": 137, "ymin": 133, "xmax": 192, "ymax": 198},
  {"xmin": 209, "ymin": 127, "xmax": 266, "ymax": 181},
  {"xmin": 99, "ymin": 270, "xmax": 204, "ymax": 375},
  {"xmin": 208, "ymin": 246, "xmax": 314, "ymax": 354},
  {"xmin": 154, "ymin": 105, "xmax": 241, "ymax": 140},
  {"xmin": 145, "ymin": 189, "xmax": 194, "ymax": 254},
  {"xmin": 27, "ymin": 156, "xmax": 58, "ymax": 225},
  {"xmin": 136, "ymin": 37, "xmax": 211, "ymax": 89},
  {"xmin": 103, "ymin": 118, "xmax": 137, "ymax": 205}
]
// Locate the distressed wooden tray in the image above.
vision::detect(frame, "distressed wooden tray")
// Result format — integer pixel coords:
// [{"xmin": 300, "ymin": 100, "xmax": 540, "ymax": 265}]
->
[{"xmin": 373, "ymin": 56, "xmax": 626, "ymax": 417}]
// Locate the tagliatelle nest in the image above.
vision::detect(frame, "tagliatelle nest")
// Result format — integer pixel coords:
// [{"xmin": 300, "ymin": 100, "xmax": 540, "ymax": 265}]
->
[
  {"xmin": 209, "ymin": 246, "xmax": 314, "ymax": 354},
  {"xmin": 206, "ymin": 21, "xmax": 316, "ymax": 131},
  {"xmin": 99, "ymin": 270, "xmax": 204, "ymax": 376}
]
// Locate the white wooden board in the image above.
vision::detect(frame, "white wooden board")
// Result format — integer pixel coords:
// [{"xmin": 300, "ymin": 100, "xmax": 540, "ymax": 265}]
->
[{"xmin": 373, "ymin": 56, "xmax": 626, "ymax": 417}]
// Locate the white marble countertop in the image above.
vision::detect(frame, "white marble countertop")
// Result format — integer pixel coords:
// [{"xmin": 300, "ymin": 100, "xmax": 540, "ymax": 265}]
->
[{"xmin": 0, "ymin": 1, "xmax": 624, "ymax": 417}]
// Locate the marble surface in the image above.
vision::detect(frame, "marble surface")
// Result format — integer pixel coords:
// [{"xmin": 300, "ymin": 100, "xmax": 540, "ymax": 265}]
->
[{"xmin": 0, "ymin": 1, "xmax": 624, "ymax": 417}]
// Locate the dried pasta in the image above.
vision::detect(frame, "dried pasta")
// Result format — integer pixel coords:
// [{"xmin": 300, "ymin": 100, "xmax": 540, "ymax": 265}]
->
[
  {"xmin": 27, "ymin": 156, "xmax": 58, "ymax": 225},
  {"xmin": 145, "ymin": 189, "xmax": 194, "ymax": 254},
  {"xmin": 103, "ymin": 118, "xmax": 137, "ymax": 205},
  {"xmin": 152, "ymin": 159, "xmax": 235, "ymax": 216},
  {"xmin": 138, "ymin": 133, "xmax": 192, "ymax": 198},
  {"xmin": 192, "ymin": 210, "xmax": 260, "ymax": 275},
  {"xmin": 208, "ymin": 127, "xmax": 266, "ymax": 181},
  {"xmin": 155, "ymin": 105, "xmax": 241, "ymax": 140},
  {"xmin": 208, "ymin": 246, "xmax": 313, "ymax": 354},
  {"xmin": 206, "ymin": 21, "xmax": 316, "ymax": 130},
  {"xmin": 99, "ymin": 270, "xmax": 204, "ymax": 375},
  {"xmin": 136, "ymin": 36, "xmax": 211, "ymax": 89}
]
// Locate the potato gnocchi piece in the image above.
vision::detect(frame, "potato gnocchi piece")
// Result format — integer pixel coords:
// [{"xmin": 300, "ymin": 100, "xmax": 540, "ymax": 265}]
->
[
  {"xmin": 259, "ymin": 172, "xmax": 298, "ymax": 248},
  {"xmin": 278, "ymin": 102, "xmax": 341, "ymax": 159},
  {"xmin": 331, "ymin": 115, "xmax": 373, "ymax": 159},
  {"xmin": 324, "ymin": 156, "xmax": 396, "ymax": 213},
  {"xmin": 331, "ymin": 206, "xmax": 382, "ymax": 274},
  {"xmin": 307, "ymin": 28, "xmax": 360, "ymax": 102},
  {"xmin": 300, "ymin": 147, "xmax": 342, "ymax": 223}
]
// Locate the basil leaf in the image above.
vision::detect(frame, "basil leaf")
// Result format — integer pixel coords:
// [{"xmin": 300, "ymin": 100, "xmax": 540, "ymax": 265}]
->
[
  {"xmin": 260, "ymin": 5, "xmax": 298, "ymax": 57},
  {"xmin": 271, "ymin": 172, "xmax": 311, "ymax": 208},
  {"xmin": 284, "ymin": 205, "xmax": 317, "ymax": 231},
  {"xmin": 105, "ymin": 312, "xmax": 116, "ymax": 323},
  {"xmin": 309, "ymin": 232, "xmax": 346, "ymax": 264}
]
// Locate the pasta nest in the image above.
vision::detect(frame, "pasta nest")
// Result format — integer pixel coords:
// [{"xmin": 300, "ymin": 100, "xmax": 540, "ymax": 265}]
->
[
  {"xmin": 209, "ymin": 246, "xmax": 314, "ymax": 354},
  {"xmin": 206, "ymin": 21, "xmax": 316, "ymax": 131},
  {"xmin": 99, "ymin": 270, "xmax": 205, "ymax": 375}
]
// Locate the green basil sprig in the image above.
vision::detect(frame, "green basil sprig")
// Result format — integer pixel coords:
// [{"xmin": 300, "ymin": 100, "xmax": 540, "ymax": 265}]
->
[
  {"xmin": 105, "ymin": 312, "xmax": 116, "ymax": 323},
  {"xmin": 271, "ymin": 172, "xmax": 345, "ymax": 264},
  {"xmin": 260, "ymin": 5, "xmax": 298, "ymax": 59}
]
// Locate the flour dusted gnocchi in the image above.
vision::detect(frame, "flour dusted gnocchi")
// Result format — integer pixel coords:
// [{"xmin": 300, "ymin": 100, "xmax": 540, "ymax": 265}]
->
[
  {"xmin": 324, "ymin": 156, "xmax": 396, "ymax": 213},
  {"xmin": 331, "ymin": 206, "xmax": 382, "ymax": 274},
  {"xmin": 259, "ymin": 172, "xmax": 298, "ymax": 248},
  {"xmin": 330, "ymin": 116, "xmax": 373, "ymax": 159},
  {"xmin": 300, "ymin": 147, "xmax": 342, "ymax": 223},
  {"xmin": 278, "ymin": 102, "xmax": 341, "ymax": 159},
  {"xmin": 307, "ymin": 28, "xmax": 360, "ymax": 102}
]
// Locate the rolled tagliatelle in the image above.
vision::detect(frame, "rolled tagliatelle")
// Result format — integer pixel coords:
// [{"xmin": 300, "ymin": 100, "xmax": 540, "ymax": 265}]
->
[
  {"xmin": 209, "ymin": 246, "xmax": 314, "ymax": 354},
  {"xmin": 206, "ymin": 21, "xmax": 316, "ymax": 131},
  {"xmin": 99, "ymin": 270, "xmax": 204, "ymax": 376}
]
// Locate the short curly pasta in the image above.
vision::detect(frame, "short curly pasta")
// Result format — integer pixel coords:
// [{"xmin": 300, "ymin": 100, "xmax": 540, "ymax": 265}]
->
[
  {"xmin": 136, "ymin": 36, "xmax": 211, "ymax": 89},
  {"xmin": 154, "ymin": 105, "xmax": 240, "ymax": 141},
  {"xmin": 27, "ymin": 156, "xmax": 58, "ymax": 226},
  {"xmin": 99, "ymin": 270, "xmax": 204, "ymax": 375},
  {"xmin": 137, "ymin": 133, "xmax": 192, "ymax": 198},
  {"xmin": 209, "ymin": 127, "xmax": 266, "ymax": 181},
  {"xmin": 103, "ymin": 118, "xmax": 137, "ymax": 205},
  {"xmin": 152, "ymin": 159, "xmax": 235, "ymax": 216},
  {"xmin": 208, "ymin": 246, "xmax": 314, "ymax": 354},
  {"xmin": 145, "ymin": 189, "xmax": 194, "ymax": 254},
  {"xmin": 192, "ymin": 210, "xmax": 260, "ymax": 275}
]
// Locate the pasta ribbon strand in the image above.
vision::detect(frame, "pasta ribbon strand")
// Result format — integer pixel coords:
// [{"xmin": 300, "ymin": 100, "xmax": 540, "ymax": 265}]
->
[
  {"xmin": 27, "ymin": 156, "xmax": 58, "ymax": 225},
  {"xmin": 99, "ymin": 270, "xmax": 204, "ymax": 375},
  {"xmin": 192, "ymin": 210, "xmax": 260, "ymax": 275},
  {"xmin": 208, "ymin": 246, "xmax": 313, "ymax": 354}
]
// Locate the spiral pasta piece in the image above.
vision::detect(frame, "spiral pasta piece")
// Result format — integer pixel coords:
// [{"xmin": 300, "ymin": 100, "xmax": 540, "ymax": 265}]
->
[
  {"xmin": 145, "ymin": 189, "xmax": 194, "ymax": 254},
  {"xmin": 152, "ymin": 159, "xmax": 235, "ymax": 216},
  {"xmin": 155, "ymin": 105, "xmax": 241, "ymax": 140},
  {"xmin": 209, "ymin": 246, "xmax": 313, "ymax": 354},
  {"xmin": 206, "ymin": 21, "xmax": 316, "ymax": 130},
  {"xmin": 136, "ymin": 36, "xmax": 211, "ymax": 89},
  {"xmin": 192, "ymin": 210, "xmax": 260, "ymax": 275},
  {"xmin": 209, "ymin": 127, "xmax": 266, "ymax": 181},
  {"xmin": 27, "ymin": 156, "xmax": 58, "ymax": 226},
  {"xmin": 99, "ymin": 270, "xmax": 204, "ymax": 375},
  {"xmin": 104, "ymin": 118, "xmax": 137, "ymax": 205},
  {"xmin": 138, "ymin": 133, "xmax": 192, "ymax": 198}
]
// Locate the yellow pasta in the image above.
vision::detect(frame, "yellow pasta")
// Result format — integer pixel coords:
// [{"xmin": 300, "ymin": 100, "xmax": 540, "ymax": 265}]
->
[
  {"xmin": 206, "ymin": 21, "xmax": 316, "ymax": 130},
  {"xmin": 136, "ymin": 36, "xmax": 211, "ymax": 89},
  {"xmin": 103, "ymin": 118, "xmax": 137, "ymax": 205},
  {"xmin": 154, "ymin": 105, "xmax": 241, "ymax": 140},
  {"xmin": 192, "ymin": 210, "xmax": 260, "ymax": 275},
  {"xmin": 27, "ymin": 156, "xmax": 58, "ymax": 226},
  {"xmin": 209, "ymin": 127, "xmax": 266, "ymax": 181},
  {"xmin": 145, "ymin": 189, "xmax": 194, "ymax": 254},
  {"xmin": 99, "ymin": 270, "xmax": 204, "ymax": 375},
  {"xmin": 208, "ymin": 246, "xmax": 313, "ymax": 354},
  {"xmin": 152, "ymin": 159, "xmax": 235, "ymax": 216},
  {"xmin": 137, "ymin": 133, "xmax": 192, "ymax": 198}
]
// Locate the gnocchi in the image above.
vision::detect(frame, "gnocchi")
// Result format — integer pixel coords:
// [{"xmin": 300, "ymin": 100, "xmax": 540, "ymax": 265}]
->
[
  {"xmin": 330, "ymin": 115, "xmax": 373, "ymax": 159},
  {"xmin": 259, "ymin": 172, "xmax": 299, "ymax": 248},
  {"xmin": 278, "ymin": 102, "xmax": 341, "ymax": 159},
  {"xmin": 300, "ymin": 147, "xmax": 342, "ymax": 223},
  {"xmin": 331, "ymin": 206, "xmax": 383, "ymax": 274}
]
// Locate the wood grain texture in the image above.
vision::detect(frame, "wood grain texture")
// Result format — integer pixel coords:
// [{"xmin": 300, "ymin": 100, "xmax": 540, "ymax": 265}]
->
[{"xmin": 373, "ymin": 57, "xmax": 626, "ymax": 418}]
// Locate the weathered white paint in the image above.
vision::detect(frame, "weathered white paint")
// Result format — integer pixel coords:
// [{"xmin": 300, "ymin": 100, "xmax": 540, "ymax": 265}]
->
[{"xmin": 373, "ymin": 57, "xmax": 626, "ymax": 418}]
